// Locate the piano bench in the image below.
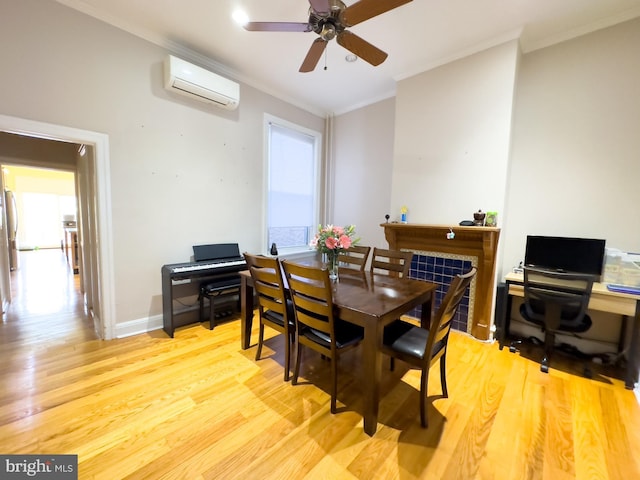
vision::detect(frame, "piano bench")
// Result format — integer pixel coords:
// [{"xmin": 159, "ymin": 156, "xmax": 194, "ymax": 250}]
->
[{"xmin": 198, "ymin": 279, "xmax": 241, "ymax": 330}]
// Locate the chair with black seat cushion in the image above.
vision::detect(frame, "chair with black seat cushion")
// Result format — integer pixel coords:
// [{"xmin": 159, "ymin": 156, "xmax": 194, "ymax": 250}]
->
[
  {"xmin": 337, "ymin": 245, "xmax": 371, "ymax": 271},
  {"xmin": 244, "ymin": 253, "xmax": 295, "ymax": 381},
  {"xmin": 281, "ymin": 260, "xmax": 364, "ymax": 414},
  {"xmin": 370, "ymin": 247, "xmax": 413, "ymax": 278},
  {"xmin": 381, "ymin": 267, "xmax": 476, "ymax": 428},
  {"xmin": 519, "ymin": 266, "xmax": 594, "ymax": 374}
]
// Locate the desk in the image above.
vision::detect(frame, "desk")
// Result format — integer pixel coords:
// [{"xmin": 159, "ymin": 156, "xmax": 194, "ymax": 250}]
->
[
  {"xmin": 240, "ymin": 268, "xmax": 437, "ymax": 436},
  {"xmin": 496, "ymin": 272, "xmax": 640, "ymax": 389}
]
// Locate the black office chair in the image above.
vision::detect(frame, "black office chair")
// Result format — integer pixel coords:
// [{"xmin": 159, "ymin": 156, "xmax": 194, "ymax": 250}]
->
[{"xmin": 519, "ymin": 266, "xmax": 594, "ymax": 374}]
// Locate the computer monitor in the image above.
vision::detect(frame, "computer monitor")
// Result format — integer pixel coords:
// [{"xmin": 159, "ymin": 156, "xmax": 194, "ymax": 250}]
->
[{"xmin": 524, "ymin": 235, "xmax": 606, "ymax": 280}]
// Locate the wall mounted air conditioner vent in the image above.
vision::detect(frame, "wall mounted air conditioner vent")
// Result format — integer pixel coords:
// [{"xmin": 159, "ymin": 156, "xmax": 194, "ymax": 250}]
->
[{"xmin": 164, "ymin": 55, "xmax": 239, "ymax": 110}]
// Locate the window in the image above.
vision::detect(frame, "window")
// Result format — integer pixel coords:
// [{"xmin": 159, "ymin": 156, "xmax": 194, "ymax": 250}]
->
[
  {"xmin": 265, "ymin": 115, "xmax": 321, "ymax": 253},
  {"xmin": 21, "ymin": 192, "xmax": 76, "ymax": 249}
]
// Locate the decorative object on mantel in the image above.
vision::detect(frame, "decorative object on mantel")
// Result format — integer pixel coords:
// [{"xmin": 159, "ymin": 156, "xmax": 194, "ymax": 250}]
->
[
  {"xmin": 446, "ymin": 228, "xmax": 455, "ymax": 240},
  {"xmin": 485, "ymin": 211, "xmax": 498, "ymax": 227},
  {"xmin": 400, "ymin": 206, "xmax": 408, "ymax": 224},
  {"xmin": 385, "ymin": 214, "xmax": 390, "ymax": 223},
  {"xmin": 473, "ymin": 209, "xmax": 486, "ymax": 226},
  {"xmin": 311, "ymin": 224, "xmax": 358, "ymax": 282}
]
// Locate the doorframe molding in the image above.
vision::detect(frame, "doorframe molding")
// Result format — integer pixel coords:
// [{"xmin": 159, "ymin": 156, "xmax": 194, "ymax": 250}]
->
[{"xmin": 0, "ymin": 114, "xmax": 116, "ymax": 339}]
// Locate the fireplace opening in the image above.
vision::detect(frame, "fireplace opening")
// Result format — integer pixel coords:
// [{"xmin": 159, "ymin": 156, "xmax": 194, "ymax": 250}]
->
[{"xmin": 406, "ymin": 250, "xmax": 477, "ymax": 333}]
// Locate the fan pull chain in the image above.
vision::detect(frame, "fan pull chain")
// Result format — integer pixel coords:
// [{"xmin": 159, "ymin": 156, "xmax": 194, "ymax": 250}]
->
[{"xmin": 324, "ymin": 45, "xmax": 328, "ymax": 70}]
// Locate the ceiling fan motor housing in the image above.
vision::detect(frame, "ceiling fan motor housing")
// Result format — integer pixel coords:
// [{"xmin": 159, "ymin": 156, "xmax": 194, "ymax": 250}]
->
[{"xmin": 309, "ymin": 0, "xmax": 346, "ymax": 40}]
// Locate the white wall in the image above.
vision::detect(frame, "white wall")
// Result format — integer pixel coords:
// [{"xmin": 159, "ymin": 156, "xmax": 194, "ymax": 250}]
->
[
  {"xmin": 338, "ymin": 20, "xmax": 640, "ymax": 280},
  {"xmin": 501, "ymin": 17, "xmax": 640, "ymax": 278},
  {"xmin": 390, "ymin": 40, "xmax": 519, "ymax": 226},
  {"xmin": 332, "ymin": 98, "xmax": 396, "ymax": 249},
  {"xmin": 0, "ymin": 0, "xmax": 324, "ymax": 334}
]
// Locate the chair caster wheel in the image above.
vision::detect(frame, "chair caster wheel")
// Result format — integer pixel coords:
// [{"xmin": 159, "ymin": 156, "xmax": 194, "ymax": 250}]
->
[
  {"xmin": 540, "ymin": 364, "xmax": 549, "ymax": 373},
  {"xmin": 509, "ymin": 345, "xmax": 517, "ymax": 353}
]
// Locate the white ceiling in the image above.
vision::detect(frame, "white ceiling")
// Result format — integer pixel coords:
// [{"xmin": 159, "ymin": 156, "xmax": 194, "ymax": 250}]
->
[{"xmin": 56, "ymin": 0, "xmax": 640, "ymax": 116}]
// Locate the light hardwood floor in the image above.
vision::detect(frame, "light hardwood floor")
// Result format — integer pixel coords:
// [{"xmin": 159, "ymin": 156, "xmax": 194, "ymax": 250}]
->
[{"xmin": 1, "ymin": 249, "xmax": 639, "ymax": 479}]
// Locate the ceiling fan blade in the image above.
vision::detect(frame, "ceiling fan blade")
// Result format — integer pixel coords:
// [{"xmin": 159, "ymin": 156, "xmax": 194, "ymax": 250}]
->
[
  {"xmin": 337, "ymin": 30, "xmax": 387, "ymax": 66},
  {"xmin": 308, "ymin": 0, "xmax": 331, "ymax": 15},
  {"xmin": 244, "ymin": 22, "xmax": 311, "ymax": 32},
  {"xmin": 341, "ymin": 0, "xmax": 413, "ymax": 27},
  {"xmin": 299, "ymin": 38, "xmax": 327, "ymax": 72}
]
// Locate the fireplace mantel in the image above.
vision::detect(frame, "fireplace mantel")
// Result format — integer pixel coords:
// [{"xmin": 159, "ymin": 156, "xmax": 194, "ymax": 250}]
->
[{"xmin": 382, "ymin": 223, "xmax": 500, "ymax": 340}]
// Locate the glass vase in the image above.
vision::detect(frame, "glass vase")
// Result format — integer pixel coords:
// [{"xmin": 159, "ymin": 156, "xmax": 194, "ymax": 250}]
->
[{"xmin": 328, "ymin": 250, "xmax": 339, "ymax": 282}]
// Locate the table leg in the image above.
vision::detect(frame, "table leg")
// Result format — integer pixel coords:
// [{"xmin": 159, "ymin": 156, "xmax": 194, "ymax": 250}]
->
[
  {"xmin": 240, "ymin": 274, "xmax": 254, "ymax": 350},
  {"xmin": 625, "ymin": 300, "xmax": 640, "ymax": 389},
  {"xmin": 497, "ymin": 282, "xmax": 513, "ymax": 349},
  {"xmin": 420, "ymin": 295, "xmax": 434, "ymax": 329},
  {"xmin": 361, "ymin": 322, "xmax": 382, "ymax": 436}
]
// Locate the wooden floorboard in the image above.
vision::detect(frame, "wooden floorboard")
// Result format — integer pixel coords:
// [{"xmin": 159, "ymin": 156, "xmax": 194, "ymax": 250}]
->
[{"xmin": 1, "ymin": 249, "xmax": 639, "ymax": 479}]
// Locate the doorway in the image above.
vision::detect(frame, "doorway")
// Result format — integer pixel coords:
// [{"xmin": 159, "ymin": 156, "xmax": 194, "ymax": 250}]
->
[
  {"xmin": 1, "ymin": 164, "xmax": 79, "ymax": 313},
  {"xmin": 0, "ymin": 114, "xmax": 115, "ymax": 339}
]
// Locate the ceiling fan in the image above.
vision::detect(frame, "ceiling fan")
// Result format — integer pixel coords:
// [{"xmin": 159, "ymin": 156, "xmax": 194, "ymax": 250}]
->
[{"xmin": 243, "ymin": 0, "xmax": 413, "ymax": 72}]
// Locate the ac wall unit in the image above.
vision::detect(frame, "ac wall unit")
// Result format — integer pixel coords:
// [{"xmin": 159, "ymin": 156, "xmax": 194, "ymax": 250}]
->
[{"xmin": 164, "ymin": 55, "xmax": 239, "ymax": 110}]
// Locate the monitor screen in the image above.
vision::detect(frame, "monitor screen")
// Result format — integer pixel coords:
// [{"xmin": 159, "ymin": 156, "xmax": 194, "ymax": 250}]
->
[{"xmin": 524, "ymin": 236, "xmax": 606, "ymax": 279}]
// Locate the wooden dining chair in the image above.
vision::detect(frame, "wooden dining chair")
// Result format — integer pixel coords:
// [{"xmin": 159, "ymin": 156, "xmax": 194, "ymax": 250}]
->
[
  {"xmin": 281, "ymin": 260, "xmax": 364, "ymax": 413},
  {"xmin": 244, "ymin": 253, "xmax": 295, "ymax": 381},
  {"xmin": 370, "ymin": 247, "xmax": 413, "ymax": 277},
  {"xmin": 381, "ymin": 267, "xmax": 477, "ymax": 427},
  {"xmin": 337, "ymin": 245, "xmax": 371, "ymax": 271}
]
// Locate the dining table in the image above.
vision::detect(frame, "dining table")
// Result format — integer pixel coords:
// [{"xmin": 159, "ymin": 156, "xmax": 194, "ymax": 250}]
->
[{"xmin": 239, "ymin": 262, "xmax": 437, "ymax": 436}]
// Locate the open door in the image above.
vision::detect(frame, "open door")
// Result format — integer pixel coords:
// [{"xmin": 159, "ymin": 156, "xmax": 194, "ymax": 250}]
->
[
  {"xmin": 5, "ymin": 189, "xmax": 18, "ymax": 271},
  {"xmin": 0, "ymin": 172, "xmax": 9, "ymax": 313}
]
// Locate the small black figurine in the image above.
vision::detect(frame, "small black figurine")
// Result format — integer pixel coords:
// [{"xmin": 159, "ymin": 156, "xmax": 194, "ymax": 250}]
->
[
  {"xmin": 385, "ymin": 214, "xmax": 390, "ymax": 223},
  {"xmin": 270, "ymin": 243, "xmax": 278, "ymax": 256}
]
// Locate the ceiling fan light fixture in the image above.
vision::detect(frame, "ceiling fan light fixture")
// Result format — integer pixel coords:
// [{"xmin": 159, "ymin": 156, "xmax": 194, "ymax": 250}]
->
[
  {"xmin": 320, "ymin": 23, "xmax": 336, "ymax": 41},
  {"xmin": 345, "ymin": 54, "xmax": 357, "ymax": 62}
]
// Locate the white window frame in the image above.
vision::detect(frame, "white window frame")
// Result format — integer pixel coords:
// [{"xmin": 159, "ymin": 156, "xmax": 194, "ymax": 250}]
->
[{"xmin": 263, "ymin": 114, "xmax": 322, "ymax": 255}]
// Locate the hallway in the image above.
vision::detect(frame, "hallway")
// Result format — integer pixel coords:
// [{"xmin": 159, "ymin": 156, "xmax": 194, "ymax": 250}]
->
[{"xmin": 1, "ymin": 248, "xmax": 96, "ymax": 347}]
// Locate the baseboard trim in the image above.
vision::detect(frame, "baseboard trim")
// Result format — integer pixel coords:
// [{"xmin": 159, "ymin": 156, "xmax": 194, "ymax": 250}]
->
[{"xmin": 115, "ymin": 314, "xmax": 163, "ymax": 338}]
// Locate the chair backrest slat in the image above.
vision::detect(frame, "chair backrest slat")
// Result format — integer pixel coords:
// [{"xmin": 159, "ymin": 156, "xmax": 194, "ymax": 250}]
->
[
  {"xmin": 370, "ymin": 247, "xmax": 413, "ymax": 277},
  {"xmin": 337, "ymin": 245, "xmax": 371, "ymax": 271},
  {"xmin": 425, "ymin": 268, "xmax": 477, "ymax": 363},
  {"xmin": 282, "ymin": 261, "xmax": 335, "ymax": 337},
  {"xmin": 244, "ymin": 253, "xmax": 287, "ymax": 316}
]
